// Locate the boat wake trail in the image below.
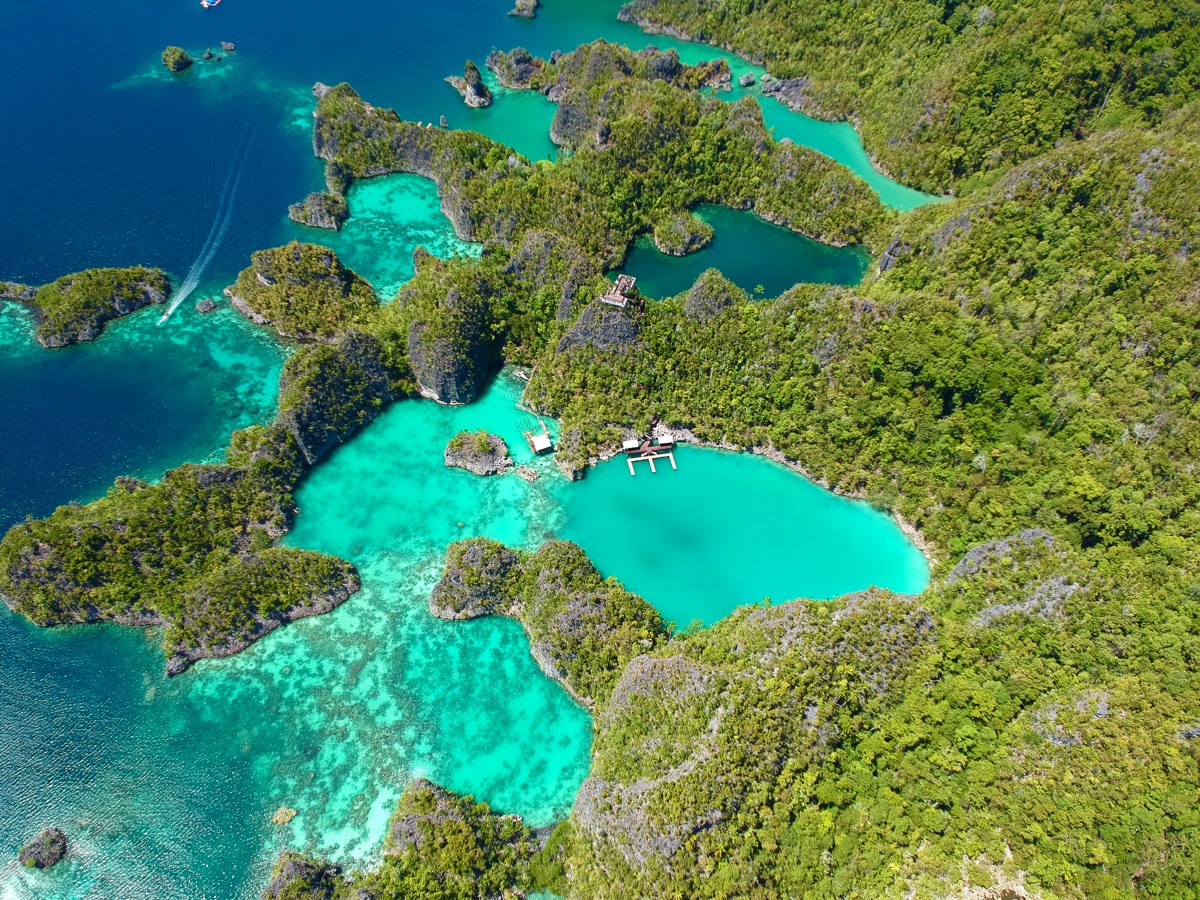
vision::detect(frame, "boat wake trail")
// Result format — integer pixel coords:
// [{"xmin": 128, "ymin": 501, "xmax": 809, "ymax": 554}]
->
[{"xmin": 158, "ymin": 128, "xmax": 256, "ymax": 324}]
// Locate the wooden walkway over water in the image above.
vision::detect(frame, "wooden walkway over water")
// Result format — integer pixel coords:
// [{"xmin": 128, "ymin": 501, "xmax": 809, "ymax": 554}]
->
[{"xmin": 624, "ymin": 436, "xmax": 676, "ymax": 475}]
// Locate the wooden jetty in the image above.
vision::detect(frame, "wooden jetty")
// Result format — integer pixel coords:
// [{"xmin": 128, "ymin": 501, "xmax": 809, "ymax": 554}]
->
[{"xmin": 623, "ymin": 435, "xmax": 676, "ymax": 475}]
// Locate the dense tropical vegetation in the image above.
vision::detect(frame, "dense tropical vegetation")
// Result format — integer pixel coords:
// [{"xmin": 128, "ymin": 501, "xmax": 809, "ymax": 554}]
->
[
  {"xmin": 619, "ymin": 0, "xmax": 1200, "ymax": 192},
  {"xmin": 3, "ymin": 13, "xmax": 1200, "ymax": 897},
  {"xmin": 1, "ymin": 266, "xmax": 169, "ymax": 348}
]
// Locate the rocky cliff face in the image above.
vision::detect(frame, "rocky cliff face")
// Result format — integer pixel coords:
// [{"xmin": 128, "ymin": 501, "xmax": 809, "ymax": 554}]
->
[
  {"xmin": 444, "ymin": 431, "xmax": 513, "ymax": 476},
  {"xmin": 571, "ymin": 591, "xmax": 936, "ymax": 896},
  {"xmin": 13, "ymin": 267, "xmax": 170, "ymax": 349},
  {"xmin": 261, "ymin": 852, "xmax": 340, "ymax": 900},
  {"xmin": 402, "ymin": 280, "xmax": 500, "ymax": 404},
  {"xmin": 503, "ymin": 230, "xmax": 600, "ymax": 321},
  {"xmin": 18, "ymin": 829, "xmax": 67, "ymax": 870},
  {"xmin": 287, "ymin": 191, "xmax": 349, "ymax": 231},
  {"xmin": 227, "ymin": 242, "xmax": 378, "ymax": 343},
  {"xmin": 556, "ymin": 300, "xmax": 641, "ymax": 354},
  {"xmin": 446, "ymin": 59, "xmax": 493, "ymax": 108},
  {"xmin": 277, "ymin": 330, "xmax": 398, "ymax": 464},
  {"xmin": 486, "ymin": 47, "xmax": 543, "ymax": 89},
  {"xmin": 682, "ymin": 268, "xmax": 746, "ymax": 321},
  {"xmin": 507, "ymin": 0, "xmax": 539, "ymax": 17}
]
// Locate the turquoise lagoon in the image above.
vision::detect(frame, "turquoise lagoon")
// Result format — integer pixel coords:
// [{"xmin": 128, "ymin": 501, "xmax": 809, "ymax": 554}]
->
[
  {"xmin": 1, "ymin": 1, "xmax": 938, "ymax": 897},
  {"xmin": 618, "ymin": 204, "xmax": 871, "ymax": 300}
]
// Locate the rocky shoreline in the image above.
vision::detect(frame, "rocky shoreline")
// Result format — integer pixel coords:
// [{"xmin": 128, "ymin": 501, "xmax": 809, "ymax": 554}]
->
[
  {"xmin": 18, "ymin": 828, "xmax": 67, "ymax": 870},
  {"xmin": 444, "ymin": 430, "xmax": 513, "ymax": 476},
  {"xmin": 2, "ymin": 267, "xmax": 170, "ymax": 349},
  {"xmin": 615, "ymin": 3, "xmax": 930, "ymax": 194},
  {"xmin": 429, "ymin": 539, "xmax": 665, "ymax": 710}
]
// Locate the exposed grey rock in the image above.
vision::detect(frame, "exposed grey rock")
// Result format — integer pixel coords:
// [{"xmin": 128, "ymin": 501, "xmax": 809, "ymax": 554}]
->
[
  {"xmin": 549, "ymin": 91, "xmax": 595, "ymax": 149},
  {"xmin": 429, "ymin": 539, "xmax": 522, "ymax": 620},
  {"xmin": 557, "ymin": 301, "xmax": 641, "ymax": 353},
  {"xmin": 878, "ymin": 235, "xmax": 910, "ymax": 273},
  {"xmin": 486, "ymin": 47, "xmax": 540, "ymax": 89},
  {"xmin": 974, "ymin": 575, "xmax": 1078, "ymax": 626},
  {"xmin": 683, "ymin": 268, "xmax": 745, "ymax": 321},
  {"xmin": 261, "ymin": 852, "xmax": 339, "ymax": 899},
  {"xmin": 508, "ymin": 0, "xmax": 538, "ymax": 17},
  {"xmin": 287, "ymin": 191, "xmax": 348, "ymax": 231},
  {"xmin": 195, "ymin": 297, "xmax": 217, "ymax": 313},
  {"xmin": 19, "ymin": 828, "xmax": 67, "ymax": 870},
  {"xmin": 0, "ymin": 282, "xmax": 36, "ymax": 303},
  {"xmin": 761, "ymin": 76, "xmax": 814, "ymax": 111},
  {"xmin": 446, "ymin": 60, "xmax": 493, "ymax": 108},
  {"xmin": 220, "ymin": 41, "xmax": 236, "ymax": 52},
  {"xmin": 739, "ymin": 73, "xmax": 756, "ymax": 87},
  {"xmin": 277, "ymin": 331, "xmax": 397, "ymax": 465},
  {"xmin": 444, "ymin": 431, "xmax": 513, "ymax": 477},
  {"xmin": 945, "ymin": 529, "xmax": 1056, "ymax": 585},
  {"xmin": 503, "ymin": 229, "xmax": 599, "ymax": 320}
]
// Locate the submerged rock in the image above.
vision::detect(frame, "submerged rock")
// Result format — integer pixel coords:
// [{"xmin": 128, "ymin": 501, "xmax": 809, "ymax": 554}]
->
[
  {"xmin": 271, "ymin": 806, "xmax": 298, "ymax": 826},
  {"xmin": 444, "ymin": 430, "xmax": 513, "ymax": 476},
  {"xmin": 19, "ymin": 828, "xmax": 67, "ymax": 869},
  {"xmin": 445, "ymin": 59, "xmax": 492, "ymax": 108}
]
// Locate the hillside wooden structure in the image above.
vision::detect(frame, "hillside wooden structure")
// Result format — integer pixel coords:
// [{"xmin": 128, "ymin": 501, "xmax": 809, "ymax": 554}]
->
[{"xmin": 600, "ymin": 274, "xmax": 638, "ymax": 308}]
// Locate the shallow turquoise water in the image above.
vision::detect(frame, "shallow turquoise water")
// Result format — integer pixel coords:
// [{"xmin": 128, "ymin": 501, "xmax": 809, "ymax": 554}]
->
[
  {"xmin": 554, "ymin": 446, "xmax": 929, "ymax": 627},
  {"xmin": 619, "ymin": 204, "xmax": 871, "ymax": 300},
  {"xmin": 285, "ymin": 174, "xmax": 482, "ymax": 300}
]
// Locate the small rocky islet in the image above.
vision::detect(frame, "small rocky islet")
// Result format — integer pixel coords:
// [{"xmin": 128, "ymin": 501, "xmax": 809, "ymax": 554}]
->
[
  {"xmin": 1, "ymin": 267, "xmax": 169, "ymax": 348},
  {"xmin": 18, "ymin": 827, "xmax": 67, "ymax": 870},
  {"xmin": 444, "ymin": 430, "xmax": 512, "ymax": 476}
]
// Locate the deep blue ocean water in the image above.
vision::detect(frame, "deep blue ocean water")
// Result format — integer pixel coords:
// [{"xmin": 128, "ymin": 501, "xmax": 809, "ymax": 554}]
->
[{"xmin": 0, "ymin": 2, "xmax": 933, "ymax": 897}]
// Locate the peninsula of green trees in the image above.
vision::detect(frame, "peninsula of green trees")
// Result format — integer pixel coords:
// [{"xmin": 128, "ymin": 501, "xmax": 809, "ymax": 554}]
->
[
  {"xmin": 1, "ymin": 266, "xmax": 170, "ymax": 348},
  {"xmin": 2, "ymin": 13, "xmax": 1199, "ymax": 899}
]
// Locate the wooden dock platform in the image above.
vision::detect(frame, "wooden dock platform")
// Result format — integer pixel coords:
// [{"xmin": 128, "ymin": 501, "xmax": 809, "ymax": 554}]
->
[{"xmin": 623, "ymin": 437, "xmax": 676, "ymax": 475}]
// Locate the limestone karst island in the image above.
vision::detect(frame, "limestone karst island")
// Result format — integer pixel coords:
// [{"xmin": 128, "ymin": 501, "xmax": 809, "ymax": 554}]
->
[{"xmin": 1, "ymin": 1, "xmax": 1198, "ymax": 898}]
